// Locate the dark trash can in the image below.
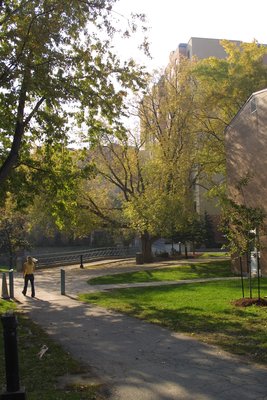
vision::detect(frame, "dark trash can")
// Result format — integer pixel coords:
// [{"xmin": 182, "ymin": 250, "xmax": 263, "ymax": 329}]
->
[{"xmin": 136, "ymin": 252, "xmax": 144, "ymax": 265}]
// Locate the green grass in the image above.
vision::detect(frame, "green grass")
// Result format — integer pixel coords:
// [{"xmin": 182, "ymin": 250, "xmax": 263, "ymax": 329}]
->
[
  {"xmin": 79, "ymin": 277, "xmax": 267, "ymax": 365},
  {"xmin": 88, "ymin": 260, "xmax": 233, "ymax": 285},
  {"xmin": 0, "ymin": 265, "xmax": 9, "ymax": 272},
  {"xmin": 0, "ymin": 301, "xmax": 105, "ymax": 399},
  {"xmin": 199, "ymin": 252, "xmax": 229, "ymax": 258},
  {"xmin": 0, "ymin": 298, "xmax": 17, "ymax": 314}
]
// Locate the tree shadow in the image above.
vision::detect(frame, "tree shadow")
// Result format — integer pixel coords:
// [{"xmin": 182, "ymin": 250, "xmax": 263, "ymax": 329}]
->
[{"xmin": 18, "ymin": 291, "xmax": 267, "ymax": 400}]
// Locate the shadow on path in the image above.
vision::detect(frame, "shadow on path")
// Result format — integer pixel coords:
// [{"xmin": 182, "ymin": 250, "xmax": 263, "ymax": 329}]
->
[
  {"xmin": 11, "ymin": 260, "xmax": 267, "ymax": 400},
  {"xmin": 17, "ymin": 291, "xmax": 267, "ymax": 400}
]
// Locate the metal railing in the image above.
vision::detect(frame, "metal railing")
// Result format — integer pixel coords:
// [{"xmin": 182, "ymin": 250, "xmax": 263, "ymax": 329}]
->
[{"xmin": 31, "ymin": 246, "xmax": 139, "ymax": 268}]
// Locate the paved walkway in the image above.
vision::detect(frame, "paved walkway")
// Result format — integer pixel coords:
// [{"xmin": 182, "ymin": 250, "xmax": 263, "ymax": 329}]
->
[{"xmin": 11, "ymin": 259, "xmax": 267, "ymax": 400}]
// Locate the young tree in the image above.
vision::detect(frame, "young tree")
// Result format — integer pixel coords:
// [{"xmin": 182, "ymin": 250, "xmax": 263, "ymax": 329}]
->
[{"xmin": 222, "ymin": 197, "xmax": 265, "ymax": 299}]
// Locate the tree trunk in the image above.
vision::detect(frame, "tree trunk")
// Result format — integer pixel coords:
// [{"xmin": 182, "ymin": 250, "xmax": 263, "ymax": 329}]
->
[
  {"xmin": 185, "ymin": 243, "xmax": 188, "ymax": 259},
  {"xmin": 192, "ymin": 241, "xmax": 195, "ymax": 255},
  {"xmin": 0, "ymin": 106, "xmax": 25, "ymax": 185},
  {"xmin": 141, "ymin": 231, "xmax": 153, "ymax": 263},
  {"xmin": 0, "ymin": 64, "xmax": 45, "ymax": 186}
]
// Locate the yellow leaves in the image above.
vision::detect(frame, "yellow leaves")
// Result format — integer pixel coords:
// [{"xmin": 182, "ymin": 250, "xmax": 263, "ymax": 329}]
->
[{"xmin": 123, "ymin": 189, "xmax": 186, "ymax": 237}]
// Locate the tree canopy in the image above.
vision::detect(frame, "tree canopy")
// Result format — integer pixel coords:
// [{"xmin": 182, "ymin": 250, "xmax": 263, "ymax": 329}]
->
[
  {"xmin": 2, "ymin": 23, "xmax": 267, "ymax": 261},
  {"xmin": 0, "ymin": 0, "xmax": 148, "ymax": 196}
]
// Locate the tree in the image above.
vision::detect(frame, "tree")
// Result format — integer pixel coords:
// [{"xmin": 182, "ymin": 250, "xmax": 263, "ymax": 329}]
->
[
  {"xmin": 135, "ymin": 41, "xmax": 267, "ymax": 259},
  {"xmin": 81, "ymin": 41, "xmax": 267, "ymax": 262},
  {"xmin": 0, "ymin": 0, "xmax": 148, "ymax": 195},
  {"xmin": 0, "ymin": 195, "xmax": 30, "ymax": 266},
  {"xmin": 203, "ymin": 212, "xmax": 216, "ymax": 248},
  {"xmin": 221, "ymin": 196, "xmax": 265, "ymax": 299},
  {"xmin": 77, "ymin": 132, "xmax": 157, "ymax": 261},
  {"xmin": 76, "ymin": 58, "xmax": 199, "ymax": 260},
  {"xmin": 136, "ymin": 59, "xmax": 201, "ymax": 254},
  {"xmin": 73, "ymin": 125, "xmax": 189, "ymax": 261},
  {"xmin": 191, "ymin": 40, "xmax": 267, "ymax": 184}
]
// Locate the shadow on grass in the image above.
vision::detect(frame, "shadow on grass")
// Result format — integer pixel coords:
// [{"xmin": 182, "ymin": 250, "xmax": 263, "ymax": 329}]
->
[{"xmin": 88, "ymin": 260, "xmax": 233, "ymax": 285}]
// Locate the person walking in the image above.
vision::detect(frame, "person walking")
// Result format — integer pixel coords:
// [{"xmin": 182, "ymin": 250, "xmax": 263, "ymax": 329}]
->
[{"xmin": 22, "ymin": 256, "xmax": 37, "ymax": 298}]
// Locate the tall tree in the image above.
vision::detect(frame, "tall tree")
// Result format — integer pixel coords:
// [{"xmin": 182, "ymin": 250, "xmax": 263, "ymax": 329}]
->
[
  {"xmin": 77, "ymin": 58, "xmax": 199, "ymax": 261},
  {"xmin": 137, "ymin": 41, "xmax": 267, "ymax": 254},
  {"xmin": 0, "ymin": 0, "xmax": 148, "ymax": 194}
]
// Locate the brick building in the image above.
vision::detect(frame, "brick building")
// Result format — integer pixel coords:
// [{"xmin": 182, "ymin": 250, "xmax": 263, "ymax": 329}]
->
[{"xmin": 225, "ymin": 89, "xmax": 267, "ymax": 275}]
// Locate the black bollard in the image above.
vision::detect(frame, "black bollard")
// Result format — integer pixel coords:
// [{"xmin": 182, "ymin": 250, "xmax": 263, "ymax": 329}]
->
[
  {"xmin": 1, "ymin": 313, "xmax": 26, "ymax": 399},
  {"xmin": 80, "ymin": 255, "xmax": 84, "ymax": 269},
  {"xmin": 8, "ymin": 270, "xmax": 14, "ymax": 299},
  {"xmin": 60, "ymin": 269, "xmax": 65, "ymax": 295}
]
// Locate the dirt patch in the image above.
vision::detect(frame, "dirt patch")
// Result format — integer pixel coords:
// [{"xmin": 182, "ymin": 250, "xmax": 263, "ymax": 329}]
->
[
  {"xmin": 232, "ymin": 297, "xmax": 267, "ymax": 307},
  {"xmin": 56, "ymin": 373, "xmax": 103, "ymax": 389},
  {"xmin": 56, "ymin": 373, "xmax": 110, "ymax": 399}
]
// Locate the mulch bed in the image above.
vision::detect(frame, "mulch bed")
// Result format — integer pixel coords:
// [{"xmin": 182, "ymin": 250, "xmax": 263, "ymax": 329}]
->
[{"xmin": 232, "ymin": 297, "xmax": 267, "ymax": 307}]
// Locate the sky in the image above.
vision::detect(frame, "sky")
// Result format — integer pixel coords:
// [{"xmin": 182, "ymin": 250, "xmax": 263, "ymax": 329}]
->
[{"xmin": 113, "ymin": 0, "xmax": 267, "ymax": 72}]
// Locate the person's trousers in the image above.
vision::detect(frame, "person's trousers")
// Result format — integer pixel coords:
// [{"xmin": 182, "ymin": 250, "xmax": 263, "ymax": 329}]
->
[{"xmin": 23, "ymin": 274, "xmax": 35, "ymax": 297}]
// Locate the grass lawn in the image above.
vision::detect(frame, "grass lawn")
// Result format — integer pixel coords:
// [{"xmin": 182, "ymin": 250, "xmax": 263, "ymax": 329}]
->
[
  {"xmin": 0, "ymin": 266, "xmax": 10, "ymax": 272},
  {"xmin": 79, "ymin": 277, "xmax": 267, "ymax": 366},
  {"xmin": 88, "ymin": 260, "xmax": 233, "ymax": 285},
  {"xmin": 199, "ymin": 252, "xmax": 229, "ymax": 258},
  {"xmin": 0, "ymin": 300, "xmax": 105, "ymax": 399}
]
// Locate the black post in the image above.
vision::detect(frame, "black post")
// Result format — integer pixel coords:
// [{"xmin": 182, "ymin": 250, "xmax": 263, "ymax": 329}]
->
[
  {"xmin": 8, "ymin": 270, "xmax": 14, "ymax": 299},
  {"xmin": 60, "ymin": 269, "xmax": 65, "ymax": 295},
  {"xmin": 239, "ymin": 257, "xmax": 245, "ymax": 298},
  {"xmin": 9, "ymin": 256, "xmax": 13, "ymax": 270},
  {"xmin": 80, "ymin": 255, "xmax": 84, "ymax": 269},
  {"xmin": 247, "ymin": 250, "xmax": 252, "ymax": 299},
  {"xmin": 257, "ymin": 249, "xmax": 261, "ymax": 300},
  {"xmin": 1, "ymin": 314, "xmax": 26, "ymax": 399}
]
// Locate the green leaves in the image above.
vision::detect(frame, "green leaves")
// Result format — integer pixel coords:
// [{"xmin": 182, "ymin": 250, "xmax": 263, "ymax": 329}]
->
[
  {"xmin": 0, "ymin": 194, "xmax": 31, "ymax": 256},
  {"xmin": 221, "ymin": 197, "xmax": 265, "ymax": 256},
  {"xmin": 0, "ymin": 0, "xmax": 148, "ymax": 187}
]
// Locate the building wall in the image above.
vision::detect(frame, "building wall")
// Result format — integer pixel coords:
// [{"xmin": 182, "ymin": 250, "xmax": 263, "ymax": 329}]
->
[
  {"xmin": 225, "ymin": 89, "xmax": 267, "ymax": 275},
  {"xmin": 188, "ymin": 37, "xmax": 240, "ymax": 60},
  {"xmin": 169, "ymin": 37, "xmax": 241, "ymax": 65}
]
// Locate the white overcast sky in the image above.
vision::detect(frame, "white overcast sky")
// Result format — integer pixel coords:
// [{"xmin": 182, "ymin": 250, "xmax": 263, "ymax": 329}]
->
[{"xmin": 113, "ymin": 0, "xmax": 267, "ymax": 72}]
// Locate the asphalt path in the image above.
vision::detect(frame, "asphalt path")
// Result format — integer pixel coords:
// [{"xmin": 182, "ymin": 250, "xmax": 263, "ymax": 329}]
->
[{"xmin": 10, "ymin": 258, "xmax": 267, "ymax": 400}]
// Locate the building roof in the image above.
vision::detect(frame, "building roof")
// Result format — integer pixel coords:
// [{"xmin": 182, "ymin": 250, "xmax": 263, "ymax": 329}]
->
[{"xmin": 225, "ymin": 88, "xmax": 267, "ymax": 132}]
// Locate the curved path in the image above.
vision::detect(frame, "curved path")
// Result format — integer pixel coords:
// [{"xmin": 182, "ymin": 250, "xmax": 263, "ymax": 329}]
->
[{"xmin": 11, "ymin": 259, "xmax": 267, "ymax": 400}]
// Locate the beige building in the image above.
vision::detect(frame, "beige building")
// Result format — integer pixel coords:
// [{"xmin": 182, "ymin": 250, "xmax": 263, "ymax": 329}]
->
[
  {"xmin": 225, "ymin": 89, "xmax": 267, "ymax": 275},
  {"xmin": 169, "ymin": 37, "xmax": 241, "ymax": 65}
]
